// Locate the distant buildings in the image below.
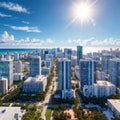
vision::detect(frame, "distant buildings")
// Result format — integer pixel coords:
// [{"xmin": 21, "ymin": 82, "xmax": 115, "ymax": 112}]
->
[
  {"xmin": 109, "ymin": 58, "xmax": 120, "ymax": 88},
  {"xmin": 30, "ymin": 55, "xmax": 41, "ymax": 77},
  {"xmin": 0, "ymin": 77, "xmax": 8, "ymax": 95},
  {"xmin": 108, "ymin": 99, "xmax": 120, "ymax": 117},
  {"xmin": 0, "ymin": 57, "xmax": 13, "ymax": 88},
  {"xmin": 22, "ymin": 75, "xmax": 47, "ymax": 92},
  {"xmin": 77, "ymin": 46, "xmax": 83, "ymax": 65},
  {"xmin": 83, "ymin": 81, "xmax": 116, "ymax": 98},
  {"xmin": 80, "ymin": 59, "xmax": 96, "ymax": 89}
]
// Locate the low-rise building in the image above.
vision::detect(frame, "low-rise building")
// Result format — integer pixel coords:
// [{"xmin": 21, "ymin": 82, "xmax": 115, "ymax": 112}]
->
[
  {"xmin": 83, "ymin": 80, "xmax": 116, "ymax": 98},
  {"xmin": 22, "ymin": 75, "xmax": 47, "ymax": 92},
  {"xmin": 0, "ymin": 107, "xmax": 25, "ymax": 120},
  {"xmin": 108, "ymin": 99, "xmax": 120, "ymax": 117}
]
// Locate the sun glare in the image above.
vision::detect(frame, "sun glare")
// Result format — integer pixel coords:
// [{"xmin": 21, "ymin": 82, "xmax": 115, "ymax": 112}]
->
[
  {"xmin": 65, "ymin": 0, "xmax": 97, "ymax": 28},
  {"xmin": 74, "ymin": 3, "xmax": 92, "ymax": 22}
]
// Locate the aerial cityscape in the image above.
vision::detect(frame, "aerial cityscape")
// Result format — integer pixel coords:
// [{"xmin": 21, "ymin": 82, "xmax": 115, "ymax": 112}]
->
[{"xmin": 0, "ymin": 0, "xmax": 120, "ymax": 120}]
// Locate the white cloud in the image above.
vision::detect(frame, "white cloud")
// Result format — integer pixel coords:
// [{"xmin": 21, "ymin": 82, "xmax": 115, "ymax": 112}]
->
[
  {"xmin": 22, "ymin": 21, "xmax": 29, "ymax": 24},
  {"xmin": 0, "ymin": 12, "xmax": 12, "ymax": 17},
  {"xmin": 46, "ymin": 38, "xmax": 54, "ymax": 43},
  {"xmin": 1, "ymin": 31, "xmax": 14, "ymax": 42},
  {"xmin": 67, "ymin": 37, "xmax": 120, "ymax": 47},
  {"xmin": 0, "ymin": 2, "xmax": 29, "ymax": 13},
  {"xmin": 5, "ymin": 25, "xmax": 41, "ymax": 33}
]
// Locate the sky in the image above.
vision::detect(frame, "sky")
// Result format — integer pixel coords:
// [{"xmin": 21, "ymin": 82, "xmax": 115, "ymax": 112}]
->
[{"xmin": 0, "ymin": 0, "xmax": 120, "ymax": 49}]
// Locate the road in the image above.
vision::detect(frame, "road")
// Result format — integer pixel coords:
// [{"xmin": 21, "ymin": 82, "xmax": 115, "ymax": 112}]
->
[{"xmin": 40, "ymin": 76, "xmax": 58, "ymax": 120}]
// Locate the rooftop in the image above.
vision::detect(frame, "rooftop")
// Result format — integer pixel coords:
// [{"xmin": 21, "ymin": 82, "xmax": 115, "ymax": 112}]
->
[
  {"xmin": 0, "ymin": 107, "xmax": 25, "ymax": 120},
  {"xmin": 108, "ymin": 99, "xmax": 120, "ymax": 112},
  {"xmin": 24, "ymin": 75, "xmax": 46, "ymax": 83},
  {"xmin": 97, "ymin": 80, "xmax": 113, "ymax": 86}
]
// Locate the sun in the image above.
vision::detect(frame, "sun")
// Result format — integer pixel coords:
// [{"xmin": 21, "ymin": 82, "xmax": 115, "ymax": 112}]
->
[
  {"xmin": 74, "ymin": 3, "xmax": 92, "ymax": 22},
  {"xmin": 65, "ymin": 0, "xmax": 97, "ymax": 28}
]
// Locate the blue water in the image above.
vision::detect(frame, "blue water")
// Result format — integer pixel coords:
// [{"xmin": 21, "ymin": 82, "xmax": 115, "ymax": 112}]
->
[{"xmin": 0, "ymin": 48, "xmax": 40, "ymax": 54}]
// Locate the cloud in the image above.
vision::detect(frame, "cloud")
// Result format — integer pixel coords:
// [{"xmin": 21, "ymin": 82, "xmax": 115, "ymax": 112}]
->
[
  {"xmin": 46, "ymin": 38, "xmax": 54, "ymax": 43},
  {"xmin": 0, "ymin": 2, "xmax": 29, "ymax": 13},
  {"xmin": 67, "ymin": 37, "xmax": 120, "ymax": 47},
  {"xmin": 0, "ymin": 12, "xmax": 12, "ymax": 17},
  {"xmin": 1, "ymin": 31, "xmax": 14, "ymax": 42},
  {"xmin": 22, "ymin": 21, "xmax": 29, "ymax": 24},
  {"xmin": 5, "ymin": 24, "xmax": 41, "ymax": 33}
]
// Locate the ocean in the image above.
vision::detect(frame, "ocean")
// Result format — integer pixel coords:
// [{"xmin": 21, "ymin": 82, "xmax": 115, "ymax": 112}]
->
[{"xmin": 0, "ymin": 48, "xmax": 40, "ymax": 54}]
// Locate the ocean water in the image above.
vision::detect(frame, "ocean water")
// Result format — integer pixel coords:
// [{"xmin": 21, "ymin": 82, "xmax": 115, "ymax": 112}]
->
[{"xmin": 0, "ymin": 48, "xmax": 40, "ymax": 54}]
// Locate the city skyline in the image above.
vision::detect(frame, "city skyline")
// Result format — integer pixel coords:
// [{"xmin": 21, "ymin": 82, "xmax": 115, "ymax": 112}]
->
[{"xmin": 0, "ymin": 0, "xmax": 120, "ymax": 49}]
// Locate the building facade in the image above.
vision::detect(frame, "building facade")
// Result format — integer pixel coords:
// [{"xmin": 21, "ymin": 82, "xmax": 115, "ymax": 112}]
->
[
  {"xmin": 77, "ymin": 46, "xmax": 83, "ymax": 65},
  {"xmin": 83, "ymin": 81, "xmax": 116, "ymax": 98},
  {"xmin": 109, "ymin": 58, "xmax": 120, "ymax": 88},
  {"xmin": 80, "ymin": 59, "xmax": 96, "ymax": 89},
  {"xmin": 58, "ymin": 58, "xmax": 71, "ymax": 91},
  {"xmin": 30, "ymin": 55, "xmax": 41, "ymax": 77},
  {"xmin": 0, "ymin": 57, "xmax": 13, "ymax": 88},
  {"xmin": 22, "ymin": 75, "xmax": 47, "ymax": 92}
]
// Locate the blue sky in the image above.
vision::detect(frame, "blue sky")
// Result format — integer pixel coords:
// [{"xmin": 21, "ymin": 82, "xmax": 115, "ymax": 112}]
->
[{"xmin": 0, "ymin": 0, "xmax": 120, "ymax": 48}]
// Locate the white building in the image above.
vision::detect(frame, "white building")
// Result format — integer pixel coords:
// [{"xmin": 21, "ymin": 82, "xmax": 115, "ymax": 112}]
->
[
  {"xmin": 108, "ymin": 99, "xmax": 120, "ymax": 117},
  {"xmin": 22, "ymin": 75, "xmax": 47, "ymax": 92},
  {"xmin": 83, "ymin": 80, "xmax": 116, "ymax": 98},
  {"xmin": 0, "ymin": 77, "xmax": 8, "ymax": 95},
  {"xmin": 0, "ymin": 107, "xmax": 25, "ymax": 120},
  {"xmin": 14, "ymin": 61, "xmax": 23, "ymax": 73}
]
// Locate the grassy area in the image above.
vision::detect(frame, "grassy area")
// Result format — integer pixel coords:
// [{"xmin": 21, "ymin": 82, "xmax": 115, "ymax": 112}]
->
[{"xmin": 45, "ymin": 109, "xmax": 52, "ymax": 120}]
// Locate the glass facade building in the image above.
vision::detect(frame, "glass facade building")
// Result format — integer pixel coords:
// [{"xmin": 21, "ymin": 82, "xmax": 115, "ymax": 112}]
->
[
  {"xmin": 58, "ymin": 58, "xmax": 71, "ymax": 90},
  {"xmin": 109, "ymin": 58, "xmax": 120, "ymax": 88},
  {"xmin": 80, "ymin": 59, "xmax": 96, "ymax": 89},
  {"xmin": 30, "ymin": 56, "xmax": 41, "ymax": 77},
  {"xmin": 0, "ymin": 59, "xmax": 13, "ymax": 88},
  {"xmin": 77, "ymin": 46, "xmax": 83, "ymax": 65}
]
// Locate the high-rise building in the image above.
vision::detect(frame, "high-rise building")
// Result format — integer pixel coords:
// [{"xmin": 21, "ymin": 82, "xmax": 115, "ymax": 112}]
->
[
  {"xmin": 102, "ymin": 53, "xmax": 112, "ymax": 73},
  {"xmin": 0, "ymin": 57, "xmax": 13, "ymax": 88},
  {"xmin": 58, "ymin": 58, "xmax": 71, "ymax": 90},
  {"xmin": 77, "ymin": 46, "xmax": 83, "ymax": 65},
  {"xmin": 0, "ymin": 77, "xmax": 8, "ymax": 95},
  {"xmin": 80, "ymin": 59, "xmax": 96, "ymax": 89},
  {"xmin": 109, "ymin": 58, "xmax": 120, "ymax": 88},
  {"xmin": 64, "ymin": 48, "xmax": 72, "ymax": 60},
  {"xmin": 30, "ymin": 55, "xmax": 41, "ymax": 77},
  {"xmin": 14, "ymin": 60, "xmax": 23, "ymax": 73}
]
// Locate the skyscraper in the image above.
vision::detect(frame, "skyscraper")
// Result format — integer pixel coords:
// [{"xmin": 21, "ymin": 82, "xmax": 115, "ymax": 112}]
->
[
  {"xmin": 80, "ymin": 59, "xmax": 96, "ymax": 89},
  {"xmin": 64, "ymin": 48, "xmax": 72, "ymax": 60},
  {"xmin": 58, "ymin": 58, "xmax": 71, "ymax": 90},
  {"xmin": 0, "ymin": 57, "xmax": 13, "ymax": 88},
  {"xmin": 14, "ymin": 60, "xmax": 23, "ymax": 73},
  {"xmin": 109, "ymin": 58, "xmax": 120, "ymax": 88},
  {"xmin": 102, "ymin": 53, "xmax": 112, "ymax": 74},
  {"xmin": 30, "ymin": 55, "xmax": 41, "ymax": 77},
  {"xmin": 77, "ymin": 46, "xmax": 83, "ymax": 65}
]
